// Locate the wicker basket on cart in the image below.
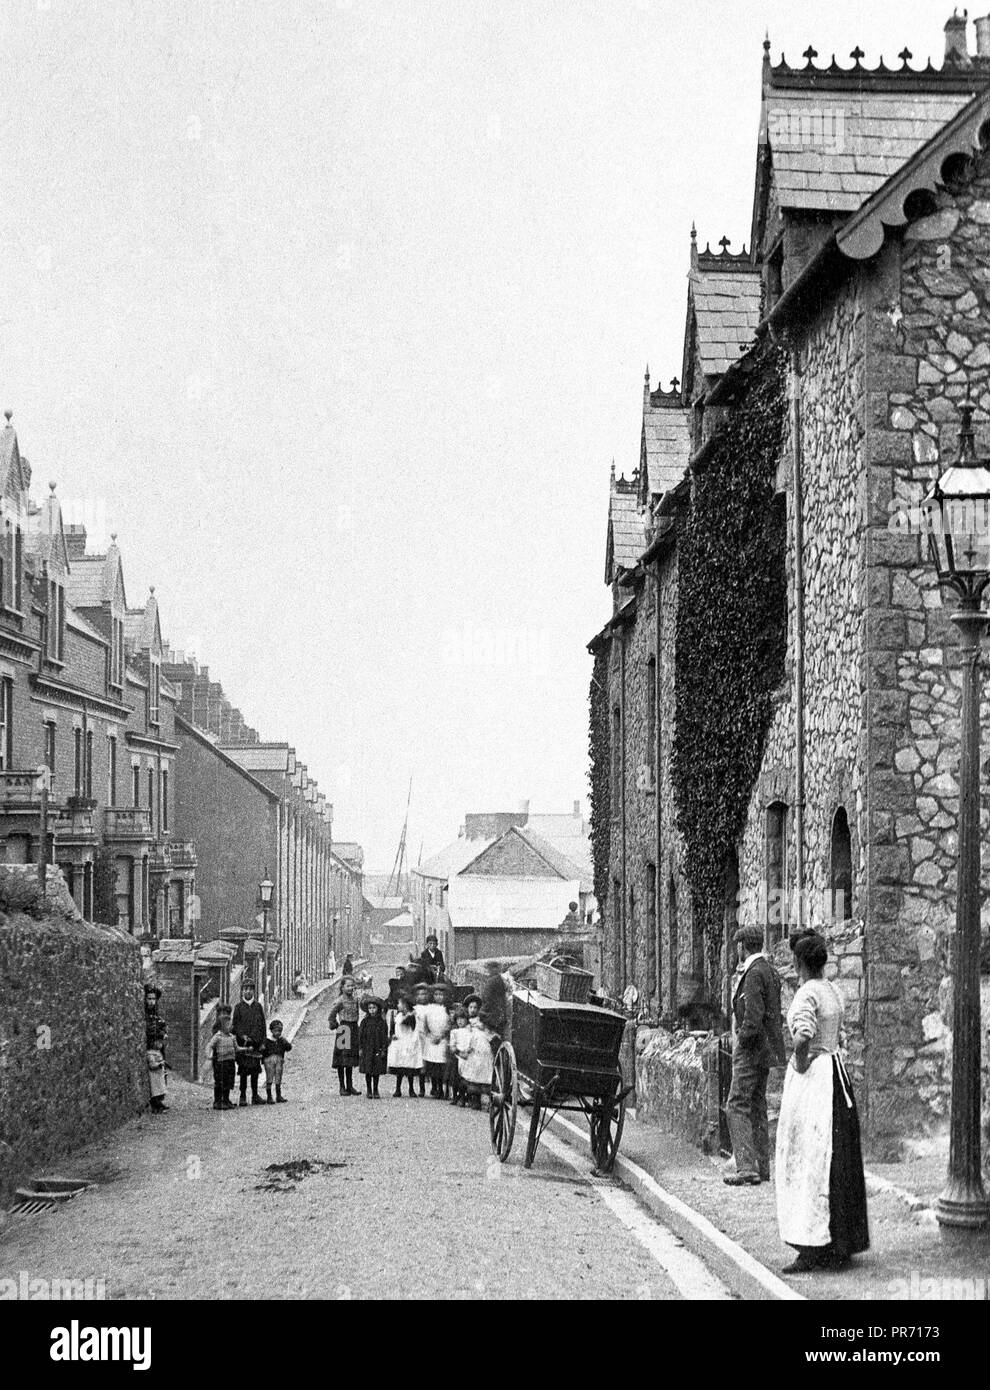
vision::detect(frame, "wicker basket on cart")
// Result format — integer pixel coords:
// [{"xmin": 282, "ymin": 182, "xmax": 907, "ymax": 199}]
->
[{"xmin": 535, "ymin": 958, "xmax": 593, "ymax": 1004}]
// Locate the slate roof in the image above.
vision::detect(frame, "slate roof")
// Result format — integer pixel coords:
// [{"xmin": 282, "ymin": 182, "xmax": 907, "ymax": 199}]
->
[
  {"xmin": 606, "ymin": 477, "xmax": 646, "ymax": 581},
  {"xmin": 642, "ymin": 388, "xmax": 691, "ymax": 499},
  {"xmin": 415, "ymin": 836, "xmax": 494, "ymax": 881},
  {"xmin": 514, "ymin": 827, "xmax": 587, "ymax": 886},
  {"xmin": 66, "ymin": 605, "xmax": 108, "ymax": 645},
  {"xmin": 690, "ymin": 256, "xmax": 763, "ymax": 378},
  {"xmin": 221, "ymin": 744, "xmax": 294, "ymax": 773}
]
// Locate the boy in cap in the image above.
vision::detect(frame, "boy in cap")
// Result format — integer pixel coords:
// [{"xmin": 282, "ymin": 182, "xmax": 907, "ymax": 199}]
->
[
  {"xmin": 205, "ymin": 1005, "xmax": 241, "ymax": 1110},
  {"xmin": 262, "ymin": 1019, "xmax": 292, "ymax": 1103}
]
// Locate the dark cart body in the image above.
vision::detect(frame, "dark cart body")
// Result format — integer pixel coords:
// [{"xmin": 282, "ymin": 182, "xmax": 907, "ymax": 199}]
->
[{"xmin": 489, "ymin": 988, "xmax": 630, "ymax": 1172}]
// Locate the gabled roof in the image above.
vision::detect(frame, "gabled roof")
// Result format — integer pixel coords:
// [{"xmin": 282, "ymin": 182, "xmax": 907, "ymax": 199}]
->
[
  {"xmin": 640, "ymin": 372, "xmax": 691, "ymax": 503},
  {"xmin": 415, "ymin": 835, "xmax": 495, "ymax": 882},
  {"xmin": 65, "ymin": 539, "xmax": 125, "ymax": 612},
  {"xmin": 0, "ymin": 419, "xmax": 31, "ymax": 505},
  {"xmin": 757, "ymin": 48, "xmax": 984, "ymax": 220},
  {"xmin": 25, "ymin": 487, "xmax": 71, "ymax": 575},
  {"xmin": 605, "ymin": 469, "xmax": 645, "ymax": 583},
  {"xmin": 124, "ymin": 589, "xmax": 162, "ymax": 656},
  {"xmin": 685, "ymin": 240, "xmax": 762, "ymax": 383},
  {"xmin": 459, "ymin": 825, "xmax": 580, "ymax": 881}
]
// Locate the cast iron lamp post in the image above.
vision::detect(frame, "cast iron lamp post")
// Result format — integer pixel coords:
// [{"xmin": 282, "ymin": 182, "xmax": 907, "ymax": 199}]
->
[
  {"xmin": 259, "ymin": 871, "xmax": 274, "ymax": 1004},
  {"xmin": 921, "ymin": 401, "xmax": 990, "ymax": 1229}
]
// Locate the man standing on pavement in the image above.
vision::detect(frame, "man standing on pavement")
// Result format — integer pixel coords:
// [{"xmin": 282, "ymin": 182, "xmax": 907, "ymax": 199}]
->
[
  {"xmin": 724, "ymin": 925, "xmax": 785, "ymax": 1186},
  {"xmin": 232, "ymin": 982, "xmax": 267, "ymax": 1107}
]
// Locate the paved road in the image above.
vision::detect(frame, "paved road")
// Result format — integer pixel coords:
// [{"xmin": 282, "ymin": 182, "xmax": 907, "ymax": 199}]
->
[{"xmin": 0, "ymin": 972, "xmax": 731, "ymax": 1300}]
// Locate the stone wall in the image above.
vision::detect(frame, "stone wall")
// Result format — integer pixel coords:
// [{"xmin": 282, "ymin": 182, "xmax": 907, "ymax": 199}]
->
[{"xmin": 0, "ymin": 867, "xmax": 147, "ymax": 1198}]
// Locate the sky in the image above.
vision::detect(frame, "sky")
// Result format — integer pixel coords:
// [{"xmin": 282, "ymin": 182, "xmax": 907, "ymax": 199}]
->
[{"xmin": 0, "ymin": 0, "xmax": 957, "ymax": 868}]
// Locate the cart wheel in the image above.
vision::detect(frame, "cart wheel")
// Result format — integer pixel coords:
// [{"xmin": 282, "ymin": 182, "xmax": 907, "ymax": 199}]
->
[
  {"xmin": 591, "ymin": 1088, "xmax": 626, "ymax": 1173},
  {"xmin": 489, "ymin": 1042, "xmax": 518, "ymax": 1163},
  {"xmin": 523, "ymin": 1093, "xmax": 542, "ymax": 1169}
]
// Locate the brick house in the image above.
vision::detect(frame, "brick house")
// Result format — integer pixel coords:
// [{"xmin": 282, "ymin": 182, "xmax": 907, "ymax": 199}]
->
[
  {"xmin": 589, "ymin": 14, "xmax": 990, "ymax": 1154},
  {"xmin": 0, "ymin": 416, "xmax": 195, "ymax": 936},
  {"xmin": 165, "ymin": 653, "xmax": 364, "ymax": 996}
]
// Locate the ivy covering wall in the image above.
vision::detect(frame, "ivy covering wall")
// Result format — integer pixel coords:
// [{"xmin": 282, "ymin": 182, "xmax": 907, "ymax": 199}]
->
[
  {"xmin": 588, "ymin": 646, "xmax": 611, "ymax": 912},
  {"xmin": 673, "ymin": 342, "xmax": 788, "ymax": 990}
]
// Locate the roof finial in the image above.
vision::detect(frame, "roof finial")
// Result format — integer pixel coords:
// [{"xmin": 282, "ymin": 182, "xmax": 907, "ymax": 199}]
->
[
  {"xmin": 149, "ymin": 584, "xmax": 156, "ymax": 595},
  {"xmin": 763, "ymin": 31, "xmax": 771, "ymax": 54},
  {"xmin": 670, "ymin": 375, "xmax": 680, "ymax": 393},
  {"xmin": 719, "ymin": 235, "xmax": 731, "ymax": 253},
  {"xmin": 802, "ymin": 45, "xmax": 818, "ymax": 66},
  {"xmin": 610, "ymin": 459, "xmax": 616, "ymax": 483},
  {"xmin": 48, "ymin": 480, "xmax": 56, "ymax": 494},
  {"xmin": 3, "ymin": 410, "xmax": 11, "ymax": 425},
  {"xmin": 644, "ymin": 363, "xmax": 650, "ymax": 387},
  {"xmin": 111, "ymin": 532, "xmax": 118, "ymax": 543},
  {"xmin": 850, "ymin": 46, "xmax": 865, "ymax": 65},
  {"xmin": 690, "ymin": 222, "xmax": 697, "ymax": 243},
  {"xmin": 898, "ymin": 46, "xmax": 913, "ymax": 66}
]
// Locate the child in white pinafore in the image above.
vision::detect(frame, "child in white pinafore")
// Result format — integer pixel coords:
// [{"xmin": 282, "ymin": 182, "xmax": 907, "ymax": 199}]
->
[
  {"xmin": 388, "ymin": 997, "xmax": 423, "ymax": 1098},
  {"xmin": 452, "ymin": 1002, "xmax": 494, "ymax": 1110}
]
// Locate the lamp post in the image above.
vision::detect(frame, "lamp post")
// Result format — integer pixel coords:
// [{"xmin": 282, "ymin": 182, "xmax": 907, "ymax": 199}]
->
[
  {"xmin": 921, "ymin": 400, "xmax": 990, "ymax": 1230},
  {"xmin": 259, "ymin": 870, "xmax": 274, "ymax": 1006}
]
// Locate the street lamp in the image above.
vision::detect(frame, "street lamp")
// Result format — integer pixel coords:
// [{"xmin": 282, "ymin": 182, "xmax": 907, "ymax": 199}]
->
[
  {"xmin": 259, "ymin": 871, "xmax": 274, "ymax": 1004},
  {"xmin": 920, "ymin": 400, "xmax": 990, "ymax": 1230}
]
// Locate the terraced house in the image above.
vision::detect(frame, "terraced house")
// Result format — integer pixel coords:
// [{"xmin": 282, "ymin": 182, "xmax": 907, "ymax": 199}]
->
[
  {"xmin": 0, "ymin": 415, "xmax": 196, "ymax": 935},
  {"xmin": 589, "ymin": 13, "xmax": 990, "ymax": 1154}
]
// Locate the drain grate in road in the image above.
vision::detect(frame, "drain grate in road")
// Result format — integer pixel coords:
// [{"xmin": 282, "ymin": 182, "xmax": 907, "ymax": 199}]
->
[
  {"xmin": 7, "ymin": 1178, "xmax": 91, "ymax": 1218},
  {"xmin": 7, "ymin": 1198, "xmax": 58, "ymax": 1216}
]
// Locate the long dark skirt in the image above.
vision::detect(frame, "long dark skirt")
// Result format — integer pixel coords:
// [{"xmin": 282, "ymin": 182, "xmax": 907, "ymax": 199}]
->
[{"xmin": 827, "ymin": 1056, "xmax": 870, "ymax": 1257}]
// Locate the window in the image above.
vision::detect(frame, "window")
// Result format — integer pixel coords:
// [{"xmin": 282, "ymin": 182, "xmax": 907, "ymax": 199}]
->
[
  {"xmin": 132, "ymin": 764, "xmax": 140, "ymax": 808},
  {"xmin": 612, "ymin": 877, "xmax": 622, "ymax": 996},
  {"xmin": 47, "ymin": 580, "xmax": 65, "ymax": 661},
  {"xmin": 73, "ymin": 727, "xmax": 83, "ymax": 796},
  {"xmin": 149, "ymin": 661, "xmax": 160, "ymax": 725},
  {"xmin": 830, "ymin": 807, "xmax": 853, "ymax": 922},
  {"xmin": 107, "ymin": 735, "xmax": 117, "ymax": 806},
  {"xmin": 0, "ymin": 678, "xmax": 12, "ymax": 770},
  {"xmin": 115, "ymin": 856, "xmax": 133, "ymax": 930},
  {"xmin": 85, "ymin": 730, "xmax": 94, "ymax": 799},
  {"xmin": 44, "ymin": 721, "xmax": 56, "ymax": 788},
  {"xmin": 161, "ymin": 768, "xmax": 168, "ymax": 832},
  {"xmin": 646, "ymin": 656, "xmax": 657, "ymax": 783},
  {"xmin": 646, "ymin": 863, "xmax": 658, "ymax": 1001},
  {"xmin": 626, "ymin": 883, "xmax": 635, "ymax": 990},
  {"xmin": 110, "ymin": 617, "xmax": 124, "ymax": 688},
  {"xmin": 14, "ymin": 528, "xmax": 22, "ymax": 610},
  {"xmin": 612, "ymin": 706, "xmax": 621, "ymax": 814},
  {"xmin": 148, "ymin": 768, "xmax": 155, "ymax": 832},
  {"xmin": 766, "ymin": 801, "xmax": 789, "ymax": 946}
]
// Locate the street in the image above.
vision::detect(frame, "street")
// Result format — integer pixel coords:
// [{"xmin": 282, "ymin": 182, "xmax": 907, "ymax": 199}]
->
[{"xmin": 0, "ymin": 972, "xmax": 731, "ymax": 1301}]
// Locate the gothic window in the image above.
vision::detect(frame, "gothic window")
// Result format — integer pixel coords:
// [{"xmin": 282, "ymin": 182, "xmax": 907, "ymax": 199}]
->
[
  {"xmin": 646, "ymin": 862, "xmax": 658, "ymax": 1001},
  {"xmin": 0, "ymin": 678, "xmax": 12, "ymax": 769},
  {"xmin": 132, "ymin": 764, "xmax": 141, "ymax": 808},
  {"xmin": 162, "ymin": 769, "xmax": 169, "ymax": 832},
  {"xmin": 830, "ymin": 807, "xmax": 853, "ymax": 922},
  {"xmin": 149, "ymin": 661, "xmax": 161, "ymax": 725},
  {"xmin": 107, "ymin": 735, "xmax": 117, "ymax": 805},
  {"xmin": 668, "ymin": 875, "xmax": 679, "ymax": 1017},
  {"xmin": 85, "ymin": 730, "xmax": 94, "ymax": 799},
  {"xmin": 47, "ymin": 579, "xmax": 65, "ymax": 661},
  {"xmin": 612, "ymin": 706, "xmax": 621, "ymax": 814},
  {"xmin": 73, "ymin": 727, "xmax": 83, "ymax": 795},
  {"xmin": 148, "ymin": 768, "xmax": 155, "ymax": 831},
  {"xmin": 612, "ymin": 876, "xmax": 622, "ymax": 995},
  {"xmin": 44, "ymin": 720, "xmax": 56, "ymax": 789}
]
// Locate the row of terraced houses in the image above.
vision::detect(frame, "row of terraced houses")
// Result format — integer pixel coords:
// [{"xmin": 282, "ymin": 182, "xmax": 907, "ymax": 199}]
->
[
  {"xmin": 589, "ymin": 13, "xmax": 990, "ymax": 1157},
  {"xmin": 0, "ymin": 413, "xmax": 365, "ymax": 1016}
]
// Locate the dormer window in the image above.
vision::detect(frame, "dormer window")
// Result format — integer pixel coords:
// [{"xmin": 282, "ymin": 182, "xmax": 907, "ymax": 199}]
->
[{"xmin": 47, "ymin": 578, "xmax": 65, "ymax": 661}]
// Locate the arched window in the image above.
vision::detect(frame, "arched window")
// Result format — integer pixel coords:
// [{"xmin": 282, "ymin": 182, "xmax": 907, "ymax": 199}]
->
[
  {"xmin": 830, "ymin": 807, "xmax": 853, "ymax": 922},
  {"xmin": 646, "ymin": 656, "xmax": 657, "ymax": 782},
  {"xmin": 612, "ymin": 706, "xmax": 621, "ymax": 814}
]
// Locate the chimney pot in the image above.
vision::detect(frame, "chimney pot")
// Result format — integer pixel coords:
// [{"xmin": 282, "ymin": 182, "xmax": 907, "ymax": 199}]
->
[
  {"xmin": 945, "ymin": 9, "xmax": 971, "ymax": 64},
  {"xmin": 976, "ymin": 12, "xmax": 990, "ymax": 54}
]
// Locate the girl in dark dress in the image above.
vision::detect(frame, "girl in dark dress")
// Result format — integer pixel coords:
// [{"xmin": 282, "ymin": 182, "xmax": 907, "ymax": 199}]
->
[
  {"xmin": 358, "ymin": 997, "xmax": 390, "ymax": 1099},
  {"xmin": 328, "ymin": 976, "xmax": 361, "ymax": 1095}
]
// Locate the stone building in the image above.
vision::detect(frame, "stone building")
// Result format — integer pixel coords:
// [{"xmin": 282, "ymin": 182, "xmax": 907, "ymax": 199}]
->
[
  {"xmin": 0, "ymin": 416, "xmax": 195, "ymax": 937},
  {"xmin": 589, "ymin": 14, "xmax": 990, "ymax": 1154}
]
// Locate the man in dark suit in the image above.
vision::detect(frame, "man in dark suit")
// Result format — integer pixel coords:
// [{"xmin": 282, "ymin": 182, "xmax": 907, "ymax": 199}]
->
[
  {"xmin": 232, "ymin": 982, "xmax": 267, "ymax": 1107},
  {"xmin": 419, "ymin": 935, "xmax": 446, "ymax": 982},
  {"xmin": 724, "ymin": 925, "xmax": 785, "ymax": 1186}
]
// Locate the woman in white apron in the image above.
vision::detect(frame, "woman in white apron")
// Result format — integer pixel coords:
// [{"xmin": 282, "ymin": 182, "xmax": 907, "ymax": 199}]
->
[{"xmin": 775, "ymin": 930, "xmax": 869, "ymax": 1273}]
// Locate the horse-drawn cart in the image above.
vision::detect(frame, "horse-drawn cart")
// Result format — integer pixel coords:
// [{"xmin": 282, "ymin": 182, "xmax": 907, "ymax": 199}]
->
[{"xmin": 489, "ymin": 987, "xmax": 630, "ymax": 1173}]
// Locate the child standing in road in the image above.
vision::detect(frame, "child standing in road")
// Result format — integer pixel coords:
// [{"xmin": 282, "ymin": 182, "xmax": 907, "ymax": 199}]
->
[
  {"xmin": 387, "ymin": 997, "xmax": 423, "ymax": 1098},
  {"xmin": 206, "ymin": 1006, "xmax": 241, "ymax": 1110},
  {"xmin": 447, "ymin": 1004, "xmax": 471, "ymax": 1107},
  {"xmin": 358, "ymin": 997, "xmax": 390, "ymax": 1098},
  {"xmin": 328, "ymin": 976, "xmax": 361, "ymax": 1096},
  {"xmin": 262, "ymin": 1019, "xmax": 292, "ymax": 1104},
  {"xmin": 452, "ymin": 1002, "xmax": 494, "ymax": 1110},
  {"xmin": 412, "ymin": 981, "xmax": 432, "ymax": 1097},
  {"xmin": 422, "ymin": 983, "xmax": 451, "ymax": 1099}
]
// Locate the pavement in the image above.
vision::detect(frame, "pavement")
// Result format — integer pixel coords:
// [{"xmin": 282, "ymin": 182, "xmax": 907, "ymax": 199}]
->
[
  {"xmin": 550, "ymin": 1108, "xmax": 990, "ymax": 1300},
  {"xmin": 0, "ymin": 967, "xmax": 734, "ymax": 1300}
]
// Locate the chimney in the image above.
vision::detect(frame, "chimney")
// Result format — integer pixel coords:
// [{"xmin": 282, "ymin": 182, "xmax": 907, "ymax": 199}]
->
[
  {"xmin": 976, "ymin": 12, "xmax": 990, "ymax": 54},
  {"xmin": 944, "ymin": 9, "xmax": 971, "ymax": 64},
  {"xmin": 64, "ymin": 523, "xmax": 87, "ymax": 561}
]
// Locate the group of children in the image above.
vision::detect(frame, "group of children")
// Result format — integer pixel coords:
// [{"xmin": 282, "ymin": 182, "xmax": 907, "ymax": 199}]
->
[
  {"xmin": 328, "ymin": 975, "xmax": 496, "ymax": 1107},
  {"xmin": 205, "ymin": 1006, "xmax": 293, "ymax": 1109}
]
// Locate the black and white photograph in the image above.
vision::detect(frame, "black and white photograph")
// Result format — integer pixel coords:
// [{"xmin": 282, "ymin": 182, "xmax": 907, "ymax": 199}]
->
[{"xmin": 0, "ymin": 0, "xmax": 988, "ymax": 1343}]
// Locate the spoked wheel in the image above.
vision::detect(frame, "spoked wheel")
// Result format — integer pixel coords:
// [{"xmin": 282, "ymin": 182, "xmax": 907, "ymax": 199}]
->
[
  {"xmin": 489, "ymin": 1042, "xmax": 518, "ymax": 1162},
  {"xmin": 591, "ymin": 1086, "xmax": 626, "ymax": 1173}
]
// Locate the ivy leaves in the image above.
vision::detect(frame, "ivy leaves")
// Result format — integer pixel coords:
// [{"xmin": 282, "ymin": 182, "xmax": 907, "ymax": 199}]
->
[{"xmin": 673, "ymin": 345, "xmax": 788, "ymax": 981}]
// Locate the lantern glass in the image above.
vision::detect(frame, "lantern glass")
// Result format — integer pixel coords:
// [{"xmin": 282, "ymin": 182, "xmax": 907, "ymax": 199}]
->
[
  {"xmin": 922, "ymin": 402, "xmax": 990, "ymax": 593},
  {"xmin": 259, "ymin": 874, "xmax": 274, "ymax": 906}
]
